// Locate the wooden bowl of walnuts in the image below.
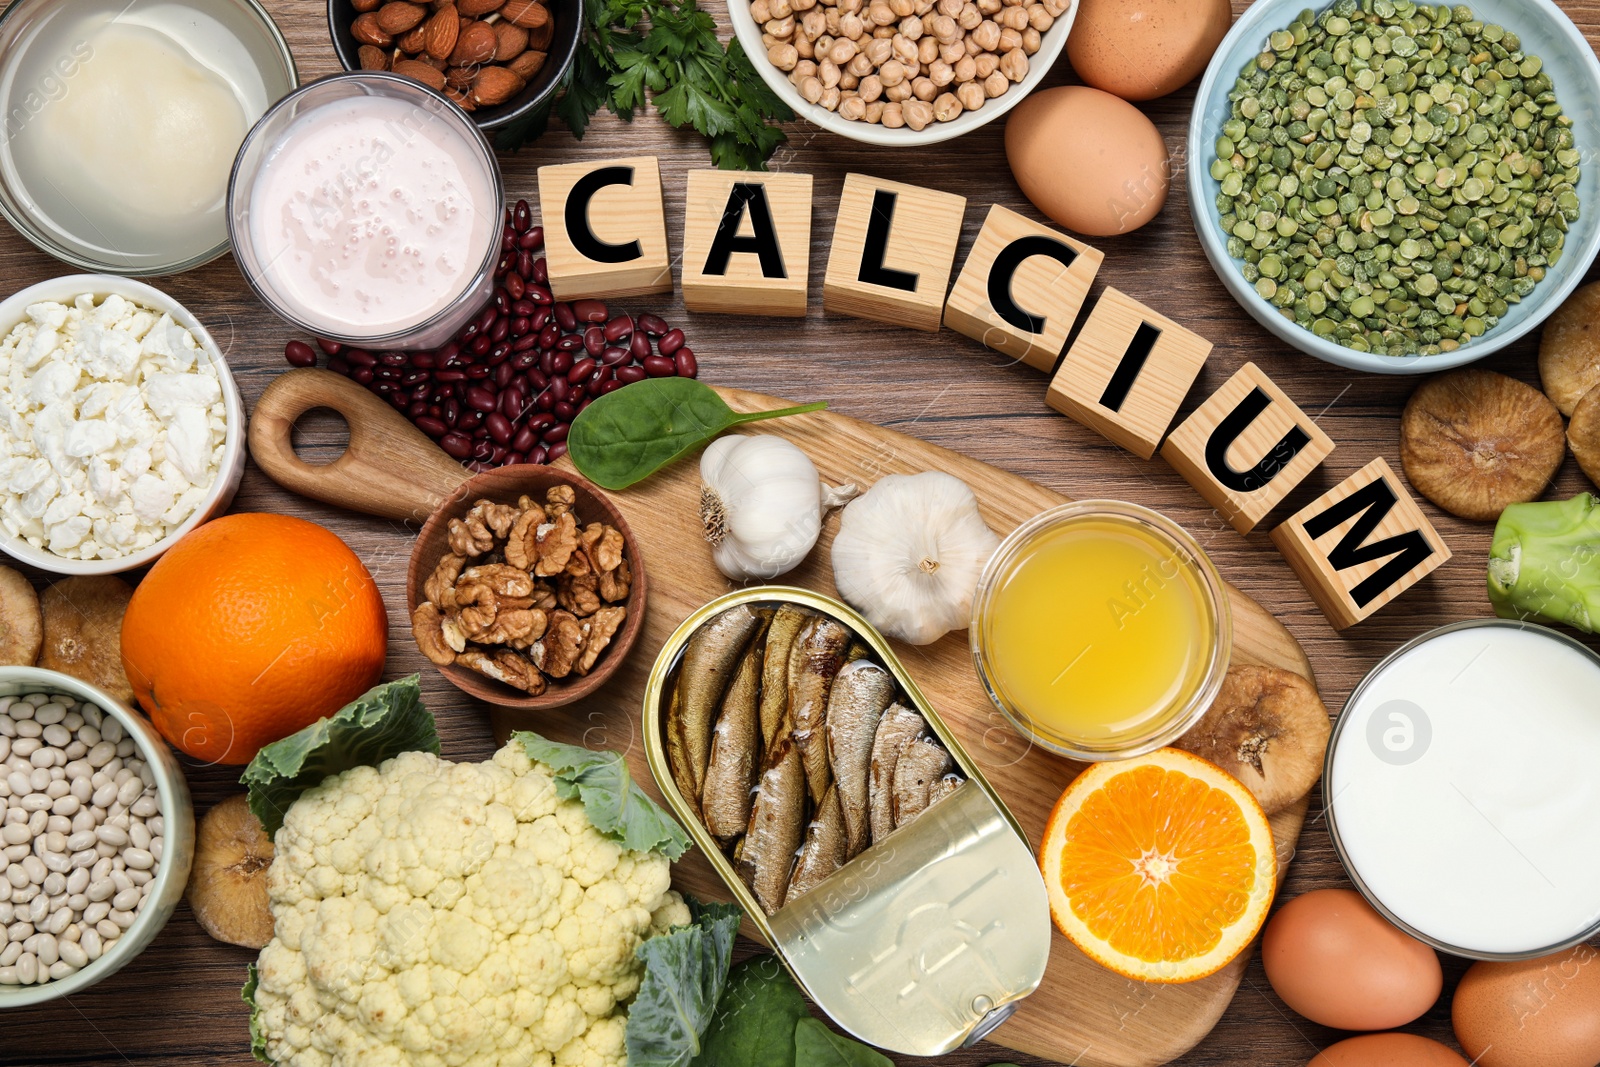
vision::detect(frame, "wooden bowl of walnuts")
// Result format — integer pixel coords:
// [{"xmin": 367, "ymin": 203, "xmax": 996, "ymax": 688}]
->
[
  {"xmin": 328, "ymin": 0, "xmax": 582, "ymax": 131},
  {"xmin": 406, "ymin": 466, "xmax": 648, "ymax": 710}
]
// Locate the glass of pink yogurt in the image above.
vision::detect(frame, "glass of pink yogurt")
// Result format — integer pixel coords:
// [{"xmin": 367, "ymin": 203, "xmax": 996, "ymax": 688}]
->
[{"xmin": 227, "ymin": 72, "xmax": 503, "ymax": 350}]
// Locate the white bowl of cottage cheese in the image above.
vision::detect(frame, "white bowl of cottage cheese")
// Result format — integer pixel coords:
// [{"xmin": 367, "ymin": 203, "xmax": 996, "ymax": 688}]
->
[{"xmin": 0, "ymin": 275, "xmax": 244, "ymax": 574}]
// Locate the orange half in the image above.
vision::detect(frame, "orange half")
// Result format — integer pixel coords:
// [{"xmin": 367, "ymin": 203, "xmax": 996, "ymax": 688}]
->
[{"xmin": 1040, "ymin": 748, "xmax": 1276, "ymax": 983}]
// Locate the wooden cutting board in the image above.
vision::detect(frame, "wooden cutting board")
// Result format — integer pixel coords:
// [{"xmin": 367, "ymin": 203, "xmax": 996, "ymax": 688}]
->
[
  {"xmin": 251, "ymin": 375, "xmax": 1315, "ymax": 1067},
  {"xmin": 495, "ymin": 389, "xmax": 1315, "ymax": 1067}
]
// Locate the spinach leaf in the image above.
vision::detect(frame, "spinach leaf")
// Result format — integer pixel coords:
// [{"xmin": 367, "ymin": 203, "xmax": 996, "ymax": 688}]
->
[
  {"xmin": 793, "ymin": 1018, "xmax": 895, "ymax": 1067},
  {"xmin": 626, "ymin": 899, "xmax": 746, "ymax": 1067},
  {"xmin": 568, "ymin": 378, "xmax": 826, "ymax": 490},
  {"xmin": 515, "ymin": 732, "xmax": 690, "ymax": 858},
  {"xmin": 692, "ymin": 955, "xmax": 810, "ymax": 1067},
  {"xmin": 241, "ymin": 677, "xmax": 438, "ymax": 836}
]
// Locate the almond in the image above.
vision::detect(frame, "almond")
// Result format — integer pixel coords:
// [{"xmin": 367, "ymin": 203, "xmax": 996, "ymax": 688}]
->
[
  {"xmin": 375, "ymin": 1, "xmax": 427, "ymax": 34},
  {"xmin": 471, "ymin": 65, "xmax": 526, "ymax": 106},
  {"xmin": 352, "ymin": 0, "xmax": 382, "ymax": 11},
  {"xmin": 445, "ymin": 85, "xmax": 477, "ymax": 111},
  {"xmin": 423, "ymin": 3, "xmax": 460, "ymax": 58},
  {"xmin": 397, "ymin": 25, "xmax": 428, "ymax": 52},
  {"xmin": 350, "ymin": 12, "xmax": 394, "ymax": 46},
  {"xmin": 393, "ymin": 57, "xmax": 448, "ymax": 89},
  {"xmin": 507, "ymin": 49, "xmax": 546, "ymax": 80},
  {"xmin": 449, "ymin": 20, "xmax": 498, "ymax": 65},
  {"xmin": 446, "ymin": 65, "xmax": 475, "ymax": 90},
  {"xmin": 357, "ymin": 44, "xmax": 392, "ymax": 70},
  {"xmin": 501, "ymin": 0, "xmax": 549, "ymax": 29},
  {"xmin": 527, "ymin": 18, "xmax": 554, "ymax": 49},
  {"xmin": 493, "ymin": 22, "xmax": 529, "ymax": 61},
  {"xmin": 458, "ymin": 0, "xmax": 505, "ymax": 15}
]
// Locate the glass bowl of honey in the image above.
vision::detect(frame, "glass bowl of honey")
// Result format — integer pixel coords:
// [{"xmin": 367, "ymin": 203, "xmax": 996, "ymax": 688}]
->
[{"xmin": 970, "ymin": 500, "xmax": 1232, "ymax": 761}]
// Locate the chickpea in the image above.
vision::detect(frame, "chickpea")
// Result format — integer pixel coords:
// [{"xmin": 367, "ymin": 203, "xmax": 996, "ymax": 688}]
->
[
  {"xmin": 868, "ymin": 0, "xmax": 896, "ymax": 23},
  {"xmin": 874, "ymin": 25, "xmax": 895, "ymax": 37},
  {"xmin": 917, "ymin": 34, "xmax": 938, "ymax": 62},
  {"xmin": 800, "ymin": 75, "xmax": 824, "ymax": 101},
  {"xmin": 939, "ymin": 40, "xmax": 965, "ymax": 64},
  {"xmin": 974, "ymin": 51, "xmax": 998, "ymax": 76},
  {"xmin": 819, "ymin": 57, "xmax": 841, "ymax": 86},
  {"xmin": 839, "ymin": 71, "xmax": 859, "ymax": 88},
  {"xmin": 916, "ymin": 0, "xmax": 935, "ymax": 15},
  {"xmin": 885, "ymin": 78, "xmax": 913, "ymax": 100},
  {"xmin": 936, "ymin": 0, "xmax": 962, "ymax": 16},
  {"xmin": 953, "ymin": 55, "xmax": 976, "ymax": 81},
  {"xmin": 865, "ymin": 99, "xmax": 885, "ymax": 122},
  {"xmin": 1026, "ymin": 4, "xmax": 1052, "ymax": 30},
  {"xmin": 751, "ymin": 0, "xmax": 773, "ymax": 23},
  {"xmin": 964, "ymin": 35, "xmax": 981, "ymax": 54},
  {"xmin": 912, "ymin": 75, "xmax": 937, "ymax": 100},
  {"xmin": 899, "ymin": 14, "xmax": 923, "ymax": 38},
  {"xmin": 882, "ymin": 101, "xmax": 906, "ymax": 127},
  {"xmin": 929, "ymin": 59, "xmax": 954, "ymax": 85},
  {"xmin": 878, "ymin": 57, "xmax": 907, "ymax": 85},
  {"xmin": 865, "ymin": 37, "xmax": 893, "ymax": 63},
  {"xmin": 932, "ymin": 91, "xmax": 963, "ymax": 121},
  {"xmin": 839, "ymin": 95, "xmax": 867, "ymax": 120},
  {"xmin": 891, "ymin": 34, "xmax": 918, "ymax": 63},
  {"xmin": 957, "ymin": 2, "xmax": 982, "ymax": 28},
  {"xmin": 971, "ymin": 19, "xmax": 1000, "ymax": 49},
  {"xmin": 820, "ymin": 84, "xmax": 842, "ymax": 109},
  {"xmin": 931, "ymin": 14, "xmax": 958, "ymax": 40},
  {"xmin": 1022, "ymin": 26, "xmax": 1040, "ymax": 53},
  {"xmin": 793, "ymin": 0, "xmax": 818, "ymax": 11},
  {"xmin": 999, "ymin": 26, "xmax": 1022, "ymax": 51},
  {"xmin": 983, "ymin": 69, "xmax": 1007, "ymax": 97},
  {"xmin": 796, "ymin": 34, "xmax": 815, "ymax": 55},
  {"xmin": 816, "ymin": 31, "xmax": 835, "ymax": 51},
  {"xmin": 768, "ymin": 42, "xmax": 800, "ymax": 68},
  {"xmin": 771, "ymin": 0, "xmax": 793, "ymax": 16},
  {"xmin": 824, "ymin": 7, "xmax": 841, "ymax": 32},
  {"xmin": 766, "ymin": 15, "xmax": 796, "ymax": 36},
  {"xmin": 762, "ymin": 31, "xmax": 779, "ymax": 48},
  {"xmin": 977, "ymin": 0, "xmax": 1001, "ymax": 14},
  {"xmin": 802, "ymin": 9, "xmax": 827, "ymax": 36},
  {"xmin": 999, "ymin": 47, "xmax": 1027, "ymax": 81},
  {"xmin": 1002, "ymin": 5, "xmax": 1028, "ymax": 29},
  {"xmin": 840, "ymin": 12, "xmax": 864, "ymax": 36},
  {"xmin": 839, "ymin": 0, "xmax": 863, "ymax": 13},
  {"xmin": 859, "ymin": 73, "xmax": 884, "ymax": 100},
  {"xmin": 848, "ymin": 51, "xmax": 874, "ymax": 75},
  {"xmin": 829, "ymin": 36, "xmax": 857, "ymax": 62},
  {"xmin": 889, "ymin": 0, "xmax": 915, "ymax": 16},
  {"xmin": 956, "ymin": 79, "xmax": 984, "ymax": 110},
  {"xmin": 904, "ymin": 98, "xmax": 934, "ymax": 130},
  {"xmin": 1041, "ymin": 0, "xmax": 1066, "ymax": 15},
  {"xmin": 795, "ymin": 58, "xmax": 819, "ymax": 77}
]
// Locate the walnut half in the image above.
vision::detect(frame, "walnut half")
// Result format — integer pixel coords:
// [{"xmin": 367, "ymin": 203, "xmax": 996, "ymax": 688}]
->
[{"xmin": 457, "ymin": 648, "xmax": 547, "ymax": 695}]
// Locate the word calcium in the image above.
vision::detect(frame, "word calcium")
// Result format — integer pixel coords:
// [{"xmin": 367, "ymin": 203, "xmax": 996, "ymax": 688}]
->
[{"xmin": 536, "ymin": 157, "xmax": 1451, "ymax": 629}]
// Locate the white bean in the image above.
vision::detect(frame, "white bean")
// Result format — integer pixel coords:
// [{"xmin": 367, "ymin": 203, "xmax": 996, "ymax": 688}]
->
[
  {"xmin": 85, "ymin": 742, "xmax": 115, "ymax": 768},
  {"xmin": 57, "ymin": 939, "xmax": 86, "ymax": 968},
  {"xmin": 130, "ymin": 796, "xmax": 158, "ymax": 818},
  {"xmin": 110, "ymin": 871, "xmax": 131, "ymax": 894},
  {"xmin": 1, "ymin": 823, "xmax": 28, "ymax": 846},
  {"xmin": 112, "ymin": 888, "xmax": 140, "ymax": 912},
  {"xmin": 20, "ymin": 855, "xmax": 45, "ymax": 884},
  {"xmin": 76, "ymin": 725, "xmax": 100, "ymax": 748},
  {"xmin": 13, "ymin": 721, "xmax": 40, "ymax": 738},
  {"xmin": 82, "ymin": 901, "xmax": 109, "ymax": 925},
  {"xmin": 85, "ymin": 880, "xmax": 114, "ymax": 903},
  {"xmin": 51, "ymin": 795, "xmax": 78, "ymax": 817},
  {"xmin": 14, "ymin": 952, "xmax": 34, "ymax": 984},
  {"xmin": 5, "ymin": 920, "xmax": 29, "ymax": 941},
  {"xmin": 108, "ymin": 909, "xmax": 134, "ymax": 930},
  {"xmin": 123, "ymin": 848, "xmax": 153, "ymax": 870},
  {"xmin": 26, "ymin": 895, "xmax": 47, "ymax": 924},
  {"xmin": 128, "ymin": 869, "xmax": 151, "ymax": 886},
  {"xmin": 128, "ymin": 823, "xmax": 150, "ymax": 851},
  {"xmin": 114, "ymin": 739, "xmax": 135, "ymax": 758},
  {"xmin": 94, "ymin": 919, "xmax": 119, "ymax": 940},
  {"xmin": 0, "ymin": 941, "xmax": 18, "ymax": 966},
  {"xmin": 61, "ymin": 712, "xmax": 81, "ymax": 732},
  {"xmin": 33, "ymin": 703, "xmax": 64, "ymax": 726},
  {"xmin": 69, "ymin": 777, "xmax": 91, "ymax": 803},
  {"xmin": 45, "ymin": 909, "xmax": 69, "ymax": 936},
  {"xmin": 65, "ymin": 894, "xmax": 86, "ymax": 912},
  {"xmin": 0, "ymin": 967, "xmax": 15, "ymax": 984},
  {"xmin": 66, "ymin": 830, "xmax": 95, "ymax": 853},
  {"xmin": 47, "ymin": 960, "xmax": 75, "ymax": 980},
  {"xmin": 41, "ymin": 871, "xmax": 64, "ymax": 896},
  {"xmin": 40, "ymin": 724, "xmax": 70, "ymax": 748},
  {"xmin": 80, "ymin": 929, "xmax": 101, "ymax": 960},
  {"xmin": 33, "ymin": 933, "xmax": 56, "ymax": 966},
  {"xmin": 99, "ymin": 718, "xmax": 121, "ymax": 744},
  {"xmin": 0, "ymin": 902, "xmax": 9, "ymax": 925}
]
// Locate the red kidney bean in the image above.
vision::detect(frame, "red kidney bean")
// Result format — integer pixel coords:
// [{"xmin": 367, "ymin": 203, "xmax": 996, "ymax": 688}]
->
[
  {"xmin": 583, "ymin": 326, "xmax": 605, "ymax": 356},
  {"xmin": 346, "ymin": 349, "xmax": 377, "ymax": 367},
  {"xmin": 499, "ymin": 390, "xmax": 522, "ymax": 418},
  {"xmin": 461, "ymin": 408, "xmax": 486, "ymax": 429},
  {"xmin": 444, "ymin": 398, "xmax": 461, "ymax": 425},
  {"xmin": 543, "ymin": 423, "xmax": 569, "ymax": 443},
  {"xmin": 435, "ymin": 369, "xmax": 467, "ymax": 383},
  {"xmin": 568, "ymin": 357, "xmax": 596, "ymax": 383},
  {"xmin": 551, "ymin": 351, "xmax": 572, "ymax": 375},
  {"xmin": 328, "ymin": 357, "xmax": 350, "ymax": 376},
  {"xmin": 486, "ymin": 413, "xmax": 513, "ymax": 444},
  {"xmin": 510, "ymin": 316, "xmax": 530, "ymax": 337},
  {"xmin": 375, "ymin": 367, "xmax": 402, "ymax": 382},
  {"xmin": 553, "ymin": 303, "xmax": 577, "ymax": 331},
  {"xmin": 599, "ymin": 379, "xmax": 624, "ymax": 395},
  {"xmin": 527, "ymin": 412, "xmax": 556, "ymax": 432},
  {"xmin": 550, "ymin": 376, "xmax": 569, "ymax": 402},
  {"xmin": 644, "ymin": 355, "xmax": 676, "ymax": 377},
  {"xmin": 465, "ymin": 365, "xmax": 490, "ymax": 380},
  {"xmin": 638, "ymin": 313, "xmax": 669, "ymax": 336},
  {"xmin": 438, "ymin": 341, "xmax": 461, "ymax": 363},
  {"xmin": 517, "ymin": 251, "xmax": 536, "ymax": 280},
  {"xmin": 675, "ymin": 348, "xmax": 698, "ymax": 377},
  {"xmin": 490, "ymin": 318, "xmax": 510, "ymax": 344},
  {"xmin": 440, "ymin": 433, "xmax": 472, "ymax": 459},
  {"xmin": 467, "ymin": 460, "xmax": 494, "ymax": 473},
  {"xmin": 316, "ymin": 338, "xmax": 343, "ymax": 355},
  {"xmin": 528, "ymin": 370, "xmax": 549, "ymax": 391},
  {"xmin": 285, "ymin": 340, "xmax": 317, "ymax": 367},
  {"xmin": 517, "ymin": 228, "xmax": 542, "ymax": 250},
  {"xmin": 374, "ymin": 380, "xmax": 395, "ymax": 395},
  {"xmin": 416, "ymin": 416, "xmax": 448, "ymax": 438},
  {"xmin": 506, "ymin": 451, "xmax": 526, "ymax": 466},
  {"xmin": 470, "ymin": 335, "xmax": 491, "ymax": 356},
  {"xmin": 501, "ymin": 226, "xmax": 515, "ymax": 252},
  {"xmin": 539, "ymin": 324, "xmax": 561, "ymax": 349},
  {"xmin": 513, "ymin": 299, "xmax": 536, "ymax": 318},
  {"xmin": 428, "ymin": 403, "xmax": 443, "ymax": 418},
  {"xmin": 380, "ymin": 351, "xmax": 407, "ymax": 366},
  {"xmin": 604, "ymin": 315, "xmax": 633, "ymax": 342},
  {"xmin": 602, "ymin": 346, "xmax": 630, "ymax": 366},
  {"xmin": 512, "ymin": 425, "xmax": 537, "ymax": 453},
  {"xmin": 407, "ymin": 400, "xmax": 429, "ymax": 419},
  {"xmin": 536, "ymin": 391, "xmax": 555, "ymax": 412},
  {"xmin": 658, "ymin": 328, "xmax": 685, "ymax": 356},
  {"xmin": 532, "ymin": 257, "xmax": 548, "ymax": 284},
  {"xmin": 466, "ymin": 387, "xmax": 497, "ymax": 412},
  {"xmin": 528, "ymin": 444, "xmax": 549, "ymax": 464},
  {"xmin": 617, "ymin": 366, "xmax": 647, "ymax": 385},
  {"xmin": 472, "ymin": 438, "xmax": 494, "ymax": 461},
  {"xmin": 629, "ymin": 332, "xmax": 652, "ymax": 360},
  {"xmin": 554, "ymin": 400, "xmax": 576, "ymax": 420},
  {"xmin": 513, "ymin": 336, "xmax": 538, "ymax": 354},
  {"xmin": 411, "ymin": 383, "xmax": 432, "ymax": 403},
  {"xmin": 556, "ymin": 334, "xmax": 584, "ymax": 353},
  {"xmin": 488, "ymin": 343, "xmax": 512, "ymax": 367},
  {"xmin": 412, "ymin": 351, "xmax": 437, "ymax": 369},
  {"xmin": 352, "ymin": 367, "xmax": 374, "ymax": 384},
  {"xmin": 513, "ymin": 200, "xmax": 532, "ymax": 233},
  {"xmin": 548, "ymin": 441, "xmax": 569, "ymax": 461},
  {"xmin": 539, "ymin": 350, "xmax": 556, "ymax": 376},
  {"xmin": 573, "ymin": 299, "xmax": 608, "ymax": 323},
  {"xmin": 527, "ymin": 284, "xmax": 552, "ymax": 305},
  {"xmin": 497, "ymin": 253, "xmax": 513, "ymax": 275},
  {"xmin": 591, "ymin": 368, "xmax": 613, "ymax": 390},
  {"xmin": 494, "ymin": 363, "xmax": 515, "ymax": 389}
]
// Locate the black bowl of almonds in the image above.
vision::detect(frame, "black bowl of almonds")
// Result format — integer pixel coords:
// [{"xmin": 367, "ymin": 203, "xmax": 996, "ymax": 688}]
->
[{"xmin": 328, "ymin": 0, "xmax": 581, "ymax": 132}]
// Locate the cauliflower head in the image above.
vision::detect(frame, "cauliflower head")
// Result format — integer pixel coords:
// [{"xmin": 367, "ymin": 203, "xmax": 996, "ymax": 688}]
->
[{"xmin": 252, "ymin": 741, "xmax": 689, "ymax": 1067}]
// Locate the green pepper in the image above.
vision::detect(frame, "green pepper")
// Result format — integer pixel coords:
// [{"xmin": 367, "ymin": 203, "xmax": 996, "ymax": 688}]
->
[{"xmin": 1487, "ymin": 493, "xmax": 1600, "ymax": 633}]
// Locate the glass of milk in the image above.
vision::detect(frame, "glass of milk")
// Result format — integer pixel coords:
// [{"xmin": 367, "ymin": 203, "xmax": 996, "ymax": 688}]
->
[
  {"xmin": 228, "ymin": 73, "xmax": 504, "ymax": 351},
  {"xmin": 1327, "ymin": 619, "xmax": 1600, "ymax": 959},
  {"xmin": 0, "ymin": 0, "xmax": 296, "ymax": 274}
]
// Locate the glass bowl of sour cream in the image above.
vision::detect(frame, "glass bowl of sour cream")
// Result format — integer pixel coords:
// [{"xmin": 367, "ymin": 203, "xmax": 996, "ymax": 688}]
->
[
  {"xmin": 0, "ymin": 0, "xmax": 296, "ymax": 276},
  {"xmin": 227, "ymin": 72, "xmax": 505, "ymax": 351}
]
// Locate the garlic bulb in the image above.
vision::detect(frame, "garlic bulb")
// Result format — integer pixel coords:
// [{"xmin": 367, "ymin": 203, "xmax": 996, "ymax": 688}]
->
[
  {"xmin": 700, "ymin": 435, "xmax": 857, "ymax": 581},
  {"xmin": 831, "ymin": 472, "xmax": 1000, "ymax": 645}
]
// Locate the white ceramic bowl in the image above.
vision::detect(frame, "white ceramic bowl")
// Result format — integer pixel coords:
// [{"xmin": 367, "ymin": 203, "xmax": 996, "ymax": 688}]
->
[
  {"xmin": 0, "ymin": 276, "xmax": 245, "ymax": 575},
  {"xmin": 726, "ymin": 0, "xmax": 1077, "ymax": 146},
  {"xmin": 0, "ymin": 667, "xmax": 195, "ymax": 1007},
  {"xmin": 1188, "ymin": 0, "xmax": 1600, "ymax": 373}
]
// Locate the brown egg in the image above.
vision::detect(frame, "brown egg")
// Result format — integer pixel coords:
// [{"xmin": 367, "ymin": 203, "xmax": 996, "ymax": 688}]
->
[
  {"xmin": 1452, "ymin": 944, "xmax": 1600, "ymax": 1067},
  {"xmin": 1066, "ymin": 0, "xmax": 1233, "ymax": 100},
  {"xmin": 1309, "ymin": 1033, "xmax": 1470, "ymax": 1067},
  {"xmin": 1003, "ymin": 86, "xmax": 1169, "ymax": 237},
  {"xmin": 1262, "ymin": 889, "xmax": 1443, "ymax": 1030}
]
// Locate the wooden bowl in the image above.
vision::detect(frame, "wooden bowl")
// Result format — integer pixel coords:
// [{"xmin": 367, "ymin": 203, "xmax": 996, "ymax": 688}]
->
[{"xmin": 404, "ymin": 466, "xmax": 648, "ymax": 710}]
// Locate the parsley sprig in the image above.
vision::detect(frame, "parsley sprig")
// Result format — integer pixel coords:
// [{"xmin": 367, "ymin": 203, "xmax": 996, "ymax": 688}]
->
[{"xmin": 497, "ymin": 0, "xmax": 794, "ymax": 171}]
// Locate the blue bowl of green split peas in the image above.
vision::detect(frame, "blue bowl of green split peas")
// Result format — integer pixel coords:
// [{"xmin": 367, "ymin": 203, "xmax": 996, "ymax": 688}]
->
[{"xmin": 1187, "ymin": 0, "xmax": 1600, "ymax": 373}]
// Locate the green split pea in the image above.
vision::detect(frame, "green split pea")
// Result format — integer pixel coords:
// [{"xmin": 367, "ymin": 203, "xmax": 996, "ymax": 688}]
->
[{"xmin": 1210, "ymin": 0, "xmax": 1581, "ymax": 357}]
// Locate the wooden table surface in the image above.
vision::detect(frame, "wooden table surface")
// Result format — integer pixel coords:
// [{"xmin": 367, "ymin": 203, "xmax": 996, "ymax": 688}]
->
[{"xmin": 4, "ymin": 0, "xmax": 1600, "ymax": 1063}]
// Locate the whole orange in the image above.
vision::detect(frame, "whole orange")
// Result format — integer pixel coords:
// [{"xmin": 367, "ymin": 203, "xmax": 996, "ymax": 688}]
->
[{"xmin": 121, "ymin": 513, "xmax": 388, "ymax": 765}]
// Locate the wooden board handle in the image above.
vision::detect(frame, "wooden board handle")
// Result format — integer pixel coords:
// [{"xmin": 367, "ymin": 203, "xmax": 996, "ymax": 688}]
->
[{"xmin": 247, "ymin": 369, "xmax": 471, "ymax": 523}]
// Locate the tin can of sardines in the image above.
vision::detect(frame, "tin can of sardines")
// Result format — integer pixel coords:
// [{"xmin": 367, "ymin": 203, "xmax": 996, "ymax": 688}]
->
[{"xmin": 643, "ymin": 586, "xmax": 1050, "ymax": 1056}]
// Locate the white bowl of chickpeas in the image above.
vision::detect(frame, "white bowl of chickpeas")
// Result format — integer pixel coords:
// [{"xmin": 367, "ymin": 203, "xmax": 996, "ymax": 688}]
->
[{"xmin": 729, "ymin": 0, "xmax": 1075, "ymax": 142}]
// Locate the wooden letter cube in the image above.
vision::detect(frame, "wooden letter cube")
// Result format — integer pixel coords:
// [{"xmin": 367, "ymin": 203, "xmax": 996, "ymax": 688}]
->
[
  {"xmin": 537, "ymin": 155, "xmax": 672, "ymax": 300},
  {"xmin": 1046, "ymin": 288, "xmax": 1211, "ymax": 458},
  {"xmin": 1160, "ymin": 362, "xmax": 1336, "ymax": 533},
  {"xmin": 681, "ymin": 170, "xmax": 813, "ymax": 317},
  {"xmin": 822, "ymin": 173, "xmax": 966, "ymax": 332},
  {"xmin": 943, "ymin": 204, "xmax": 1104, "ymax": 372},
  {"xmin": 1271, "ymin": 457, "xmax": 1451, "ymax": 629}
]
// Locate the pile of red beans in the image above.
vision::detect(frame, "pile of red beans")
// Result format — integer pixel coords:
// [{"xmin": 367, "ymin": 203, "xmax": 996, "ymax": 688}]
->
[{"xmin": 282, "ymin": 200, "xmax": 697, "ymax": 471}]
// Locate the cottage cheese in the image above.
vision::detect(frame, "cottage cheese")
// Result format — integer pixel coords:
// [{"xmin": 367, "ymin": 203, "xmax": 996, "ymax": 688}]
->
[{"xmin": 0, "ymin": 293, "xmax": 228, "ymax": 560}]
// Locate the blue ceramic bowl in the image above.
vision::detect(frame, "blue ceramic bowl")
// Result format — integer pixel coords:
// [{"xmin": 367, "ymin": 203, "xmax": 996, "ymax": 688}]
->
[{"xmin": 1188, "ymin": 0, "xmax": 1600, "ymax": 374}]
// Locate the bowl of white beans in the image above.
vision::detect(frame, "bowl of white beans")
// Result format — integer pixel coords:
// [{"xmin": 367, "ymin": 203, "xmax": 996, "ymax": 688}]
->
[{"xmin": 0, "ymin": 667, "xmax": 194, "ymax": 1006}]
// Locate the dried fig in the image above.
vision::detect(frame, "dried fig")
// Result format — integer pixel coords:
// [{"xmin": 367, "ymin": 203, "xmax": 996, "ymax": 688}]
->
[
  {"xmin": 40, "ymin": 576, "xmax": 134, "ymax": 703},
  {"xmin": 1400, "ymin": 369, "xmax": 1565, "ymax": 521},
  {"xmin": 393, "ymin": 57, "xmax": 448, "ymax": 89},
  {"xmin": 1567, "ymin": 384, "xmax": 1600, "ymax": 490},
  {"xmin": 1539, "ymin": 281, "xmax": 1600, "ymax": 417},
  {"xmin": 187, "ymin": 795, "xmax": 274, "ymax": 950},
  {"xmin": 1173, "ymin": 665, "xmax": 1329, "ymax": 815},
  {"xmin": 0, "ymin": 566, "xmax": 41, "ymax": 666}
]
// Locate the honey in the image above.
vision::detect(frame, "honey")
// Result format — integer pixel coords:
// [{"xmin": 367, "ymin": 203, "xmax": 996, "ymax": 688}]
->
[{"xmin": 972, "ymin": 502, "xmax": 1229, "ymax": 759}]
